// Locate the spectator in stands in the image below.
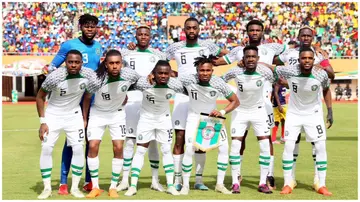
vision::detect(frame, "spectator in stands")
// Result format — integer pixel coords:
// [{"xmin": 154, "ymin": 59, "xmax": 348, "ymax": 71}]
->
[{"xmin": 335, "ymin": 83, "xmax": 344, "ymax": 101}]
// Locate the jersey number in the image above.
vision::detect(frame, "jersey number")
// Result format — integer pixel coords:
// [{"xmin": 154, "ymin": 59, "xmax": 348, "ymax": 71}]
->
[
  {"xmin": 191, "ymin": 90, "xmax": 198, "ymax": 100},
  {"xmin": 83, "ymin": 53, "xmax": 89, "ymax": 64},
  {"xmin": 220, "ymin": 130, "xmax": 227, "ymax": 141},
  {"xmin": 78, "ymin": 129, "xmax": 84, "ymax": 139},
  {"xmin": 101, "ymin": 93, "xmax": 111, "ymax": 100},
  {"xmin": 316, "ymin": 125, "xmax": 323, "ymax": 134},
  {"xmin": 292, "ymin": 83, "xmax": 298, "ymax": 93},
  {"xmin": 289, "ymin": 58, "xmax": 297, "ymax": 65},
  {"xmin": 267, "ymin": 113, "xmax": 274, "ymax": 126},
  {"xmin": 181, "ymin": 54, "xmax": 186, "ymax": 64},
  {"xmin": 60, "ymin": 88, "xmax": 66, "ymax": 96},
  {"xmin": 146, "ymin": 95, "xmax": 155, "ymax": 104},
  {"xmin": 237, "ymin": 83, "xmax": 243, "ymax": 92},
  {"xmin": 130, "ymin": 60, "xmax": 135, "ymax": 69},
  {"xmin": 119, "ymin": 125, "xmax": 126, "ymax": 134},
  {"xmin": 167, "ymin": 129, "xmax": 173, "ymax": 142}
]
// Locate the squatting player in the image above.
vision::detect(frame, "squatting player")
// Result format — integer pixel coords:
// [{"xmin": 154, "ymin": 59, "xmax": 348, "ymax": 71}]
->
[
  {"xmin": 275, "ymin": 47, "xmax": 333, "ymax": 196},
  {"xmin": 179, "ymin": 55, "xmax": 239, "ymax": 195},
  {"xmin": 124, "ymin": 60, "xmax": 184, "ymax": 196},
  {"xmin": 82, "ymin": 50, "xmax": 140, "ymax": 198},
  {"xmin": 221, "ymin": 45, "xmax": 275, "ymax": 194},
  {"xmin": 36, "ymin": 50, "xmax": 101, "ymax": 199},
  {"xmin": 166, "ymin": 17, "xmax": 228, "ymax": 191}
]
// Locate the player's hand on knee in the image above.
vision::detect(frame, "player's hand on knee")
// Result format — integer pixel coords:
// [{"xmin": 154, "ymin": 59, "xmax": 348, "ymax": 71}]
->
[
  {"xmin": 39, "ymin": 124, "xmax": 49, "ymax": 141},
  {"xmin": 127, "ymin": 42, "xmax": 136, "ymax": 50},
  {"xmin": 209, "ymin": 110, "xmax": 222, "ymax": 117}
]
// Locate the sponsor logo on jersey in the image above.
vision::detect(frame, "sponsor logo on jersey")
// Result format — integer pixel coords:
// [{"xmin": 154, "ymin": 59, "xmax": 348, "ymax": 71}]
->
[
  {"xmin": 231, "ymin": 128, "xmax": 236, "ymax": 134},
  {"xmin": 210, "ymin": 91, "xmax": 217, "ymax": 97},
  {"xmin": 199, "ymin": 49, "xmax": 205, "ymax": 56},
  {"xmin": 138, "ymin": 134, "xmax": 143, "ymax": 140},
  {"xmin": 311, "ymin": 85, "xmax": 318, "ymax": 91},
  {"xmin": 96, "ymin": 48, "xmax": 101, "ymax": 56},
  {"xmin": 80, "ymin": 83, "xmax": 86, "ymax": 90},
  {"xmin": 201, "ymin": 126, "xmax": 215, "ymax": 140},
  {"xmin": 256, "ymin": 80, "xmax": 263, "ymax": 87},
  {"xmin": 121, "ymin": 85, "xmax": 128, "ymax": 92},
  {"xmin": 166, "ymin": 93, "xmax": 172, "ymax": 99}
]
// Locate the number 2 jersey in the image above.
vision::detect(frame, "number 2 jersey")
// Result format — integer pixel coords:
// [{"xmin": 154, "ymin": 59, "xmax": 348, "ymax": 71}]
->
[
  {"xmin": 40, "ymin": 67, "xmax": 101, "ymax": 115},
  {"xmin": 277, "ymin": 46, "xmax": 326, "ymax": 66},
  {"xmin": 179, "ymin": 74, "xmax": 234, "ymax": 115},
  {"xmin": 91, "ymin": 67, "xmax": 140, "ymax": 113},
  {"xmin": 274, "ymin": 65, "xmax": 330, "ymax": 115},
  {"xmin": 131, "ymin": 77, "xmax": 184, "ymax": 127},
  {"xmin": 120, "ymin": 48, "xmax": 166, "ymax": 102},
  {"xmin": 222, "ymin": 64, "xmax": 275, "ymax": 110},
  {"xmin": 166, "ymin": 40, "xmax": 221, "ymax": 77}
]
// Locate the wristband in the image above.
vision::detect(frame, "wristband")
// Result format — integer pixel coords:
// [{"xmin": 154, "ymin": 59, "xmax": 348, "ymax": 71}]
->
[
  {"xmin": 40, "ymin": 117, "xmax": 46, "ymax": 124},
  {"xmin": 219, "ymin": 110, "xmax": 226, "ymax": 116}
]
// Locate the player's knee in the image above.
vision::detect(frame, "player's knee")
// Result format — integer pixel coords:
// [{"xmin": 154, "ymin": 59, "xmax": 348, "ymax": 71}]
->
[
  {"xmin": 160, "ymin": 143, "xmax": 171, "ymax": 155},
  {"xmin": 124, "ymin": 138, "xmax": 135, "ymax": 149},
  {"xmin": 218, "ymin": 143, "xmax": 228, "ymax": 155},
  {"xmin": 284, "ymin": 140, "xmax": 296, "ymax": 154},
  {"xmin": 72, "ymin": 144, "xmax": 84, "ymax": 156},
  {"xmin": 230, "ymin": 139, "xmax": 241, "ymax": 154},
  {"xmin": 314, "ymin": 140, "xmax": 326, "ymax": 154},
  {"xmin": 258, "ymin": 139, "xmax": 270, "ymax": 154},
  {"xmin": 41, "ymin": 145, "xmax": 54, "ymax": 156},
  {"xmin": 136, "ymin": 146, "xmax": 148, "ymax": 156},
  {"xmin": 113, "ymin": 143, "xmax": 123, "ymax": 155}
]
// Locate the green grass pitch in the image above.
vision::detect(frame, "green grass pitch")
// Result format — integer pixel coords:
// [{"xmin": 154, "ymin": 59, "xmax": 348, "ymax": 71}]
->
[{"xmin": 2, "ymin": 103, "xmax": 358, "ymax": 200}]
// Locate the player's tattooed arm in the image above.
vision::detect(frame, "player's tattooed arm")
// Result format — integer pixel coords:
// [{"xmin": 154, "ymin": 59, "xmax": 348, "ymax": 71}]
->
[
  {"xmin": 36, "ymin": 88, "xmax": 48, "ymax": 141},
  {"xmin": 82, "ymin": 93, "xmax": 92, "ymax": 128}
]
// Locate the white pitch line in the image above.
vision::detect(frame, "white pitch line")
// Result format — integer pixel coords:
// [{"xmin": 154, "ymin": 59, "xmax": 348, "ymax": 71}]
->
[{"xmin": 2, "ymin": 129, "xmax": 38, "ymax": 132}]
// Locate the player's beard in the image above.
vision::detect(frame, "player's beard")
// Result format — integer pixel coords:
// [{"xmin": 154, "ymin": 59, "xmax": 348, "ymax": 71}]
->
[
  {"xmin": 82, "ymin": 33, "xmax": 96, "ymax": 42},
  {"xmin": 186, "ymin": 34, "xmax": 198, "ymax": 41}
]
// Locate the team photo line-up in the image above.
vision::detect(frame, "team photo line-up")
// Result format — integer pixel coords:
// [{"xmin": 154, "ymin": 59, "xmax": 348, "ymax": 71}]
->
[{"xmin": 36, "ymin": 14, "xmax": 334, "ymax": 199}]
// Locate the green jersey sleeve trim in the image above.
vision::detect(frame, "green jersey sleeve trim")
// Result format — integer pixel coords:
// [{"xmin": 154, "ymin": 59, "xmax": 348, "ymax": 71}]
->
[
  {"xmin": 216, "ymin": 48, "xmax": 221, "ymax": 56},
  {"xmin": 224, "ymin": 55, "xmax": 231, "ymax": 64},
  {"xmin": 277, "ymin": 56, "xmax": 285, "ymax": 65},
  {"xmin": 40, "ymin": 87, "xmax": 49, "ymax": 93},
  {"xmin": 226, "ymin": 91, "xmax": 234, "ymax": 99}
]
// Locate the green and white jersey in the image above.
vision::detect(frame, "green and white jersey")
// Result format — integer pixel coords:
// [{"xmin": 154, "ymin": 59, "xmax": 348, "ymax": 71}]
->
[
  {"xmin": 91, "ymin": 67, "xmax": 140, "ymax": 113},
  {"xmin": 275, "ymin": 65, "xmax": 330, "ymax": 115},
  {"xmin": 120, "ymin": 47, "xmax": 166, "ymax": 102},
  {"xmin": 222, "ymin": 64, "xmax": 275, "ymax": 110},
  {"xmin": 132, "ymin": 77, "xmax": 184, "ymax": 118},
  {"xmin": 179, "ymin": 74, "xmax": 234, "ymax": 115},
  {"xmin": 278, "ymin": 47, "xmax": 326, "ymax": 66},
  {"xmin": 222, "ymin": 43, "xmax": 285, "ymax": 65},
  {"xmin": 166, "ymin": 40, "xmax": 221, "ymax": 76},
  {"xmin": 41, "ymin": 67, "xmax": 101, "ymax": 115}
]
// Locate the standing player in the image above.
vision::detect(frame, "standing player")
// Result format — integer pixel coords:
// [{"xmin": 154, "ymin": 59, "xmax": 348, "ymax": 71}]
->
[
  {"xmin": 274, "ymin": 26, "xmax": 335, "ymax": 188},
  {"xmin": 166, "ymin": 17, "xmax": 228, "ymax": 191},
  {"xmin": 222, "ymin": 45, "xmax": 275, "ymax": 194},
  {"xmin": 44, "ymin": 14, "xmax": 102, "ymax": 194},
  {"xmin": 275, "ymin": 47, "xmax": 333, "ymax": 196},
  {"xmin": 179, "ymin": 55, "xmax": 239, "ymax": 195},
  {"xmin": 271, "ymin": 83, "xmax": 287, "ymax": 144},
  {"xmin": 81, "ymin": 50, "xmax": 140, "ymax": 198},
  {"xmin": 117, "ymin": 25, "xmax": 167, "ymax": 192},
  {"xmin": 124, "ymin": 61, "xmax": 183, "ymax": 196},
  {"xmin": 214, "ymin": 20, "xmax": 286, "ymax": 189},
  {"xmin": 36, "ymin": 50, "xmax": 101, "ymax": 199}
]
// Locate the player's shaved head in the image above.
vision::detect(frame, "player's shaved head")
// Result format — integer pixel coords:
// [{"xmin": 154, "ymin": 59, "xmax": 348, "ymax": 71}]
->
[{"xmin": 152, "ymin": 60, "xmax": 171, "ymax": 85}]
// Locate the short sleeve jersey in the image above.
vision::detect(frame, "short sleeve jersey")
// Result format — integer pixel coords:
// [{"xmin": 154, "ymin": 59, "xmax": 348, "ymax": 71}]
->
[
  {"xmin": 278, "ymin": 47, "xmax": 326, "ymax": 66},
  {"xmin": 91, "ymin": 67, "xmax": 140, "ymax": 113},
  {"xmin": 132, "ymin": 77, "xmax": 184, "ymax": 118},
  {"xmin": 179, "ymin": 74, "xmax": 234, "ymax": 115},
  {"xmin": 222, "ymin": 64, "xmax": 275, "ymax": 110},
  {"xmin": 275, "ymin": 65, "xmax": 330, "ymax": 115},
  {"xmin": 120, "ymin": 47, "xmax": 166, "ymax": 102},
  {"xmin": 166, "ymin": 40, "xmax": 221, "ymax": 76},
  {"xmin": 50, "ymin": 38, "xmax": 102, "ymax": 71},
  {"xmin": 41, "ymin": 67, "xmax": 101, "ymax": 115}
]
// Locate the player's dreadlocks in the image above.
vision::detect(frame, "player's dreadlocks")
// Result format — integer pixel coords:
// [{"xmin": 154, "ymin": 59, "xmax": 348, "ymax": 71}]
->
[
  {"xmin": 96, "ymin": 49, "xmax": 122, "ymax": 82},
  {"xmin": 193, "ymin": 54, "xmax": 217, "ymax": 69},
  {"xmin": 79, "ymin": 14, "xmax": 99, "ymax": 25}
]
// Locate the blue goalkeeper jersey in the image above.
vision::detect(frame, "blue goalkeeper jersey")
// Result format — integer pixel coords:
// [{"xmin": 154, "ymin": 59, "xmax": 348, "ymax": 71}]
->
[{"xmin": 50, "ymin": 38, "xmax": 102, "ymax": 71}]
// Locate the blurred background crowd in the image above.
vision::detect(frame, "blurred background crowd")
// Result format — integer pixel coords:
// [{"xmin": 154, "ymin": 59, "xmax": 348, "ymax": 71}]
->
[{"xmin": 2, "ymin": 2, "xmax": 358, "ymax": 58}]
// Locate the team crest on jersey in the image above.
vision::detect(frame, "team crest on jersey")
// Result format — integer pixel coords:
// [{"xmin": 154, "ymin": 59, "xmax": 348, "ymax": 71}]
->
[
  {"xmin": 138, "ymin": 134, "xmax": 143, "ymax": 140},
  {"xmin": 231, "ymin": 128, "xmax": 236, "ymax": 134},
  {"xmin": 150, "ymin": 56, "xmax": 156, "ymax": 63},
  {"xmin": 96, "ymin": 48, "xmax": 101, "ymax": 56},
  {"xmin": 166, "ymin": 93, "xmax": 172, "ymax": 99},
  {"xmin": 121, "ymin": 85, "xmax": 128, "ymax": 92},
  {"xmin": 201, "ymin": 126, "xmax": 215, "ymax": 140},
  {"xmin": 199, "ymin": 49, "xmax": 205, "ymax": 56},
  {"xmin": 311, "ymin": 85, "xmax": 318, "ymax": 91},
  {"xmin": 175, "ymin": 120, "xmax": 180, "ymax": 126},
  {"xmin": 80, "ymin": 83, "xmax": 86, "ymax": 90},
  {"xmin": 129, "ymin": 128, "xmax": 134, "ymax": 134},
  {"xmin": 256, "ymin": 80, "xmax": 263, "ymax": 87},
  {"xmin": 285, "ymin": 130, "xmax": 289, "ymax": 137},
  {"xmin": 210, "ymin": 91, "xmax": 217, "ymax": 97}
]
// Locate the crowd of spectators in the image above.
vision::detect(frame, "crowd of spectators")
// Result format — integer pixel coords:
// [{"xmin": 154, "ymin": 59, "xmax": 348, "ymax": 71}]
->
[{"xmin": 2, "ymin": 2, "xmax": 358, "ymax": 58}]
